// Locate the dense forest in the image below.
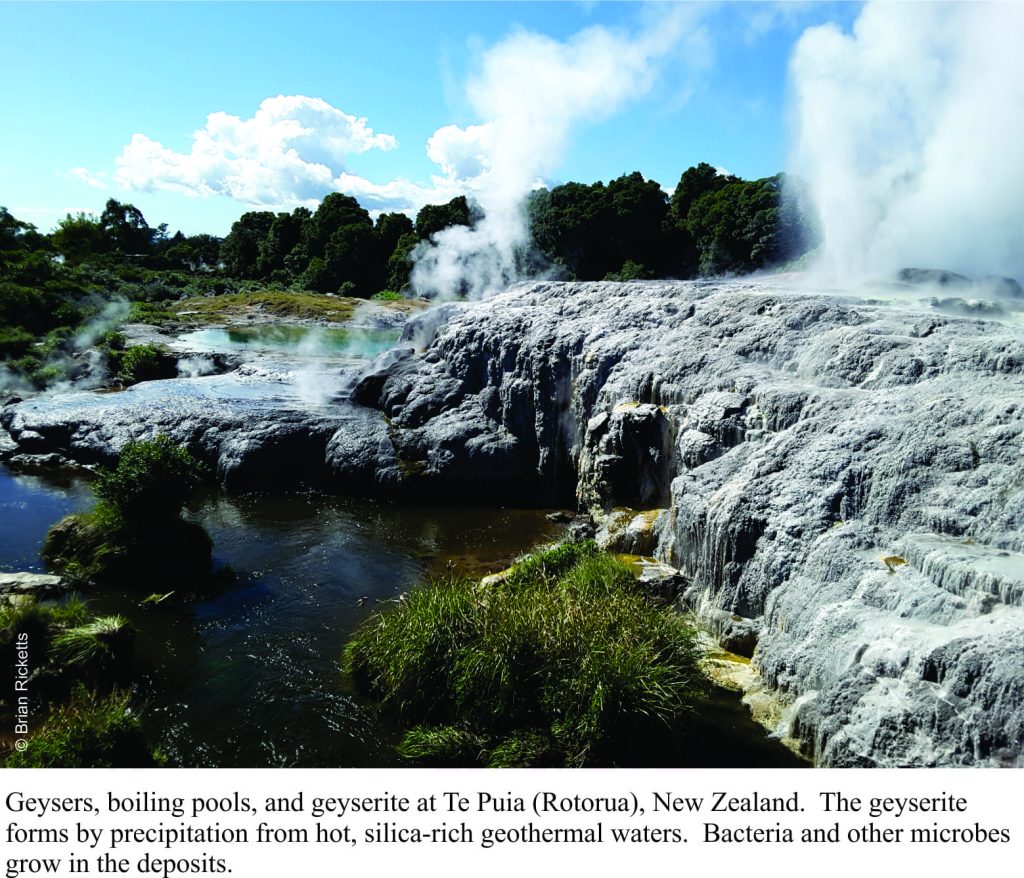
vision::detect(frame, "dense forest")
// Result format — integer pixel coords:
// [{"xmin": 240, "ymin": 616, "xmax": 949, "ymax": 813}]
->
[{"xmin": 1, "ymin": 163, "xmax": 814, "ymax": 389}]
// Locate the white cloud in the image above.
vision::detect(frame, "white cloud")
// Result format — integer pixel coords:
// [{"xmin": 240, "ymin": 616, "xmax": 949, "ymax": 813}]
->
[
  {"xmin": 744, "ymin": 1, "xmax": 816, "ymax": 42},
  {"xmin": 112, "ymin": 95, "xmax": 398, "ymax": 208},
  {"xmin": 90, "ymin": 4, "xmax": 708, "ymax": 229},
  {"xmin": 71, "ymin": 167, "xmax": 106, "ymax": 189},
  {"xmin": 330, "ymin": 171, "xmax": 462, "ymax": 214},
  {"xmin": 426, "ymin": 123, "xmax": 495, "ymax": 181}
]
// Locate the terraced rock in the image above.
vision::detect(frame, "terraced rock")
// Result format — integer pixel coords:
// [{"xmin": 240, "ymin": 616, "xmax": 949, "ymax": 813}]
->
[{"xmin": 4, "ymin": 278, "xmax": 1023, "ymax": 765}]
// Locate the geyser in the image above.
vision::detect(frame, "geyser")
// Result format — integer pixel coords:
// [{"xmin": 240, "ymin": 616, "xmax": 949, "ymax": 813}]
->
[
  {"xmin": 412, "ymin": 6, "xmax": 709, "ymax": 300},
  {"xmin": 790, "ymin": 1, "xmax": 1024, "ymax": 286}
]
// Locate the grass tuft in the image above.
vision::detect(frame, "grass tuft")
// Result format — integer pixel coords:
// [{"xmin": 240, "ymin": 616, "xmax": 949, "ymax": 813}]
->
[
  {"xmin": 396, "ymin": 725, "xmax": 484, "ymax": 764},
  {"xmin": 0, "ymin": 595, "xmax": 90, "ymax": 652},
  {"xmin": 3, "ymin": 684, "xmax": 162, "ymax": 768},
  {"xmin": 51, "ymin": 615, "xmax": 135, "ymax": 668},
  {"xmin": 344, "ymin": 540, "xmax": 706, "ymax": 766}
]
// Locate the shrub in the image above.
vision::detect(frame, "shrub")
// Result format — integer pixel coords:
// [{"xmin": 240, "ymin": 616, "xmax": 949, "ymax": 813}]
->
[
  {"xmin": 43, "ymin": 437, "xmax": 211, "ymax": 587},
  {"xmin": 117, "ymin": 343, "xmax": 169, "ymax": 384},
  {"xmin": 93, "ymin": 435, "xmax": 203, "ymax": 520},
  {"xmin": 101, "ymin": 329, "xmax": 126, "ymax": 351},
  {"xmin": 370, "ymin": 289, "xmax": 404, "ymax": 302},
  {"xmin": 0, "ymin": 326, "xmax": 34, "ymax": 357},
  {"xmin": 343, "ymin": 541, "xmax": 706, "ymax": 766},
  {"xmin": 604, "ymin": 260, "xmax": 654, "ymax": 281},
  {"xmin": 3, "ymin": 685, "xmax": 161, "ymax": 767}
]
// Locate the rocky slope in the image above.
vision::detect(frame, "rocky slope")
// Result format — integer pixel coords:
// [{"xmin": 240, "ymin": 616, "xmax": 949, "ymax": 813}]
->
[{"xmin": 3, "ymin": 278, "xmax": 1023, "ymax": 766}]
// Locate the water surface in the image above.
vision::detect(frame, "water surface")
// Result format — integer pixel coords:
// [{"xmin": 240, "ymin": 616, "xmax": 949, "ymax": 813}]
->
[
  {"xmin": 0, "ymin": 466, "xmax": 804, "ymax": 767},
  {"xmin": 178, "ymin": 324, "xmax": 400, "ymax": 360}
]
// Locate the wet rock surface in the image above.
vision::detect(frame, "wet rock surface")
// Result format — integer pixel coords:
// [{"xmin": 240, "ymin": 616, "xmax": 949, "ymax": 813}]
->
[
  {"xmin": 0, "ymin": 571, "xmax": 65, "ymax": 597},
  {"xmin": 4, "ymin": 278, "xmax": 1024, "ymax": 765}
]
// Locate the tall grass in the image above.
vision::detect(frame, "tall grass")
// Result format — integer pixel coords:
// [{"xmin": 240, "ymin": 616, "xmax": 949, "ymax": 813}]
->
[
  {"xmin": 3, "ymin": 684, "xmax": 162, "ymax": 768},
  {"xmin": 344, "ymin": 541, "xmax": 706, "ymax": 766},
  {"xmin": 0, "ymin": 595, "xmax": 89, "ymax": 651},
  {"xmin": 51, "ymin": 615, "xmax": 135, "ymax": 668}
]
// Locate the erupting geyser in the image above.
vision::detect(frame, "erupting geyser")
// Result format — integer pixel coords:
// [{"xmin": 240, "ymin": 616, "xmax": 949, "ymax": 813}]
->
[{"xmin": 790, "ymin": 1, "xmax": 1024, "ymax": 286}]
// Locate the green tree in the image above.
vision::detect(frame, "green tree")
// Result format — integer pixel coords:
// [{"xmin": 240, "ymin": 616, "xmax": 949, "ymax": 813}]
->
[
  {"xmin": 373, "ymin": 212, "xmax": 415, "ymax": 291},
  {"xmin": 386, "ymin": 232, "xmax": 420, "ymax": 292},
  {"xmin": 375, "ymin": 212, "xmax": 414, "ymax": 254},
  {"xmin": 220, "ymin": 211, "xmax": 276, "ymax": 278},
  {"xmin": 670, "ymin": 162, "xmax": 736, "ymax": 224},
  {"xmin": 320, "ymin": 223, "xmax": 376, "ymax": 295},
  {"xmin": 258, "ymin": 207, "xmax": 311, "ymax": 278},
  {"xmin": 52, "ymin": 212, "xmax": 108, "ymax": 265},
  {"xmin": 298, "ymin": 256, "xmax": 328, "ymax": 292},
  {"xmin": 605, "ymin": 172, "xmax": 672, "ymax": 275},
  {"xmin": 302, "ymin": 193, "xmax": 372, "ymax": 260},
  {"xmin": 0, "ymin": 207, "xmax": 44, "ymax": 253},
  {"xmin": 527, "ymin": 181, "xmax": 612, "ymax": 279},
  {"xmin": 415, "ymin": 196, "xmax": 476, "ymax": 240},
  {"xmin": 100, "ymin": 199, "xmax": 154, "ymax": 254},
  {"xmin": 165, "ymin": 233, "xmax": 222, "ymax": 271},
  {"xmin": 685, "ymin": 174, "xmax": 791, "ymax": 275}
]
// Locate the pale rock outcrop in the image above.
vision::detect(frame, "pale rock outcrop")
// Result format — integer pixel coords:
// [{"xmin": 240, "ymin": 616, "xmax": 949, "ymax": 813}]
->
[{"xmin": 4, "ymin": 278, "xmax": 1023, "ymax": 765}]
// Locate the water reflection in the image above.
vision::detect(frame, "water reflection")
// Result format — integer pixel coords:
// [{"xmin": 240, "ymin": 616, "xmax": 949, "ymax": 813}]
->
[{"xmin": 0, "ymin": 467, "xmax": 804, "ymax": 767}]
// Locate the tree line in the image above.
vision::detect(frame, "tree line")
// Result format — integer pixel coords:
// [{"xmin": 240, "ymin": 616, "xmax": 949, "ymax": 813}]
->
[
  {"xmin": 221, "ymin": 162, "xmax": 813, "ymax": 291},
  {"xmin": 2, "ymin": 162, "xmax": 814, "ymax": 385}
]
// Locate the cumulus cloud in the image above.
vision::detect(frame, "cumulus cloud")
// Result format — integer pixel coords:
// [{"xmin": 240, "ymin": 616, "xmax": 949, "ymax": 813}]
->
[
  {"xmin": 790, "ymin": 2, "xmax": 1024, "ymax": 282},
  {"xmin": 331, "ymin": 171, "xmax": 462, "ymax": 214},
  {"xmin": 113, "ymin": 95, "xmax": 398, "ymax": 208},
  {"xmin": 89, "ymin": 4, "xmax": 709, "ymax": 233},
  {"xmin": 426, "ymin": 123, "xmax": 495, "ymax": 181}
]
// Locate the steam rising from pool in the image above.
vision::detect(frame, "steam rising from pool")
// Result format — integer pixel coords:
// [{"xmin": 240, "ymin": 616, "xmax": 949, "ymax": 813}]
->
[{"xmin": 174, "ymin": 313, "xmax": 401, "ymax": 409}]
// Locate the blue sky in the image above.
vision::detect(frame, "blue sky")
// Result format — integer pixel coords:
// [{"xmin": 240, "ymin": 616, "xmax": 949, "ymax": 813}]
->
[{"xmin": 1, "ymin": 1, "xmax": 860, "ymax": 236}]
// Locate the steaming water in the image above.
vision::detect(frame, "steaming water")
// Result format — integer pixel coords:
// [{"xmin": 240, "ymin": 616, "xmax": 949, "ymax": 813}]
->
[
  {"xmin": 0, "ymin": 467, "xmax": 803, "ymax": 767},
  {"xmin": 178, "ymin": 325, "xmax": 399, "ymax": 359},
  {"xmin": 1, "ymin": 308, "xmax": 805, "ymax": 765}
]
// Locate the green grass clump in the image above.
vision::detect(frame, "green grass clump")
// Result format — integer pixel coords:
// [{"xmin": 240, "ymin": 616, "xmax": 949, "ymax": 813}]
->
[
  {"xmin": 93, "ymin": 435, "xmax": 203, "ymax": 520},
  {"xmin": 127, "ymin": 301, "xmax": 176, "ymax": 326},
  {"xmin": 51, "ymin": 615, "xmax": 135, "ymax": 669},
  {"xmin": 0, "ymin": 595, "xmax": 89, "ymax": 652},
  {"xmin": 3, "ymin": 684, "xmax": 161, "ymax": 768},
  {"xmin": 370, "ymin": 289, "xmax": 404, "ymax": 302},
  {"xmin": 42, "ymin": 436, "xmax": 212, "ymax": 588},
  {"xmin": 343, "ymin": 540, "xmax": 706, "ymax": 766},
  {"xmin": 0, "ymin": 595, "xmax": 135, "ymax": 689},
  {"xmin": 396, "ymin": 725, "xmax": 484, "ymax": 764}
]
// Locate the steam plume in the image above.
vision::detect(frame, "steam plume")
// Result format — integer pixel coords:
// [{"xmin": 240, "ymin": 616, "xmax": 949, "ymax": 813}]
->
[
  {"xmin": 790, "ymin": 2, "xmax": 1024, "ymax": 284},
  {"xmin": 413, "ymin": 7, "xmax": 709, "ymax": 299}
]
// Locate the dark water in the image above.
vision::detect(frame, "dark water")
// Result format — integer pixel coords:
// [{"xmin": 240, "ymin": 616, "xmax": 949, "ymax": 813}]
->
[{"xmin": 0, "ymin": 466, "xmax": 804, "ymax": 768}]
